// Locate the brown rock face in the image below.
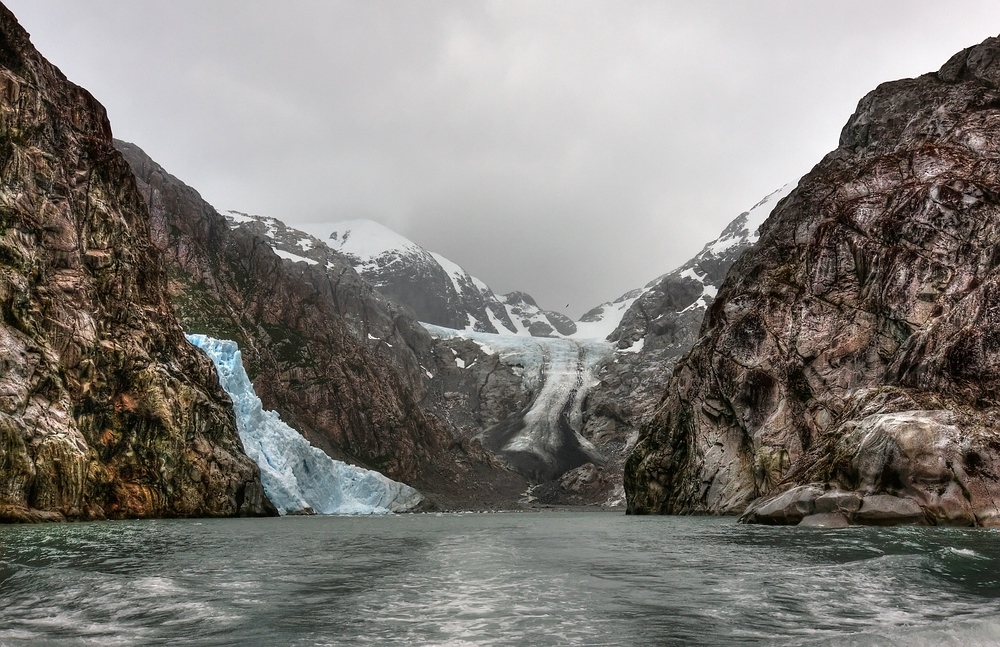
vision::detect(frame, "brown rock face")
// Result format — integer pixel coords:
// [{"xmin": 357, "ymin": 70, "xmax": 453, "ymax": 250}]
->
[
  {"xmin": 626, "ymin": 35, "xmax": 1000, "ymax": 525},
  {"xmin": 0, "ymin": 5, "xmax": 272, "ymax": 521},
  {"xmin": 115, "ymin": 142, "xmax": 526, "ymax": 509}
]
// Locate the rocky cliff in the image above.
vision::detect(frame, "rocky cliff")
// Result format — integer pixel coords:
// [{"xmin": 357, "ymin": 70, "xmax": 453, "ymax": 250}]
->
[
  {"xmin": 626, "ymin": 35, "xmax": 1000, "ymax": 526},
  {"xmin": 547, "ymin": 184, "xmax": 797, "ymax": 505},
  {"xmin": 115, "ymin": 142, "xmax": 526, "ymax": 509},
  {"xmin": 0, "ymin": 5, "xmax": 272, "ymax": 521}
]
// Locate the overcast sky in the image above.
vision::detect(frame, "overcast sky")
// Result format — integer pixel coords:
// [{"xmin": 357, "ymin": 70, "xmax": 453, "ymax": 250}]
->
[{"xmin": 8, "ymin": 1, "xmax": 1000, "ymax": 317}]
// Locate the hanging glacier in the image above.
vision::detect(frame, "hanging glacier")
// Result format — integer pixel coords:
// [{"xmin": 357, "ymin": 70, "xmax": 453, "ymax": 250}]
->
[{"xmin": 186, "ymin": 334, "xmax": 424, "ymax": 515}]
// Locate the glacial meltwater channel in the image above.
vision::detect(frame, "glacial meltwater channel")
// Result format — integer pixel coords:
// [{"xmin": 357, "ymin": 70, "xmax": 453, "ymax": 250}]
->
[{"xmin": 3, "ymin": 514, "xmax": 1000, "ymax": 646}]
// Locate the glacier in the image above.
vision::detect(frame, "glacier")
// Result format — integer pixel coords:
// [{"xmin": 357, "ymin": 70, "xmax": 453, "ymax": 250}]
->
[
  {"xmin": 187, "ymin": 334, "xmax": 423, "ymax": 515},
  {"xmin": 423, "ymin": 324, "xmax": 611, "ymax": 480}
]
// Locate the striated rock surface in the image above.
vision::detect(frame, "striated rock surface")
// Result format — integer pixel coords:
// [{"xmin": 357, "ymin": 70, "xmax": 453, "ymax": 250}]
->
[
  {"xmin": 115, "ymin": 141, "xmax": 526, "ymax": 509},
  {"xmin": 626, "ymin": 34, "xmax": 1000, "ymax": 525},
  {"xmin": 0, "ymin": 5, "xmax": 272, "ymax": 521}
]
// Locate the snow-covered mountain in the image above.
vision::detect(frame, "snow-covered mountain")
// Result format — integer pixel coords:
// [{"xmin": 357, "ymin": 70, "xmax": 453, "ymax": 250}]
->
[
  {"xmin": 603, "ymin": 181, "xmax": 798, "ymax": 350},
  {"xmin": 218, "ymin": 183, "xmax": 798, "ymax": 506},
  {"xmin": 222, "ymin": 213, "xmax": 581, "ymax": 338}
]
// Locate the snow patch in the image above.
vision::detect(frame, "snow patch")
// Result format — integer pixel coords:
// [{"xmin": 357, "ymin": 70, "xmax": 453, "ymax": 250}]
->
[
  {"xmin": 486, "ymin": 306, "xmax": 517, "ymax": 335},
  {"xmin": 570, "ymin": 291, "xmax": 645, "ymax": 341},
  {"xmin": 618, "ymin": 337, "xmax": 645, "ymax": 354},
  {"xmin": 429, "ymin": 251, "xmax": 469, "ymax": 295},
  {"xmin": 224, "ymin": 211, "xmax": 255, "ymax": 225},
  {"xmin": 273, "ymin": 248, "xmax": 318, "ymax": 265}
]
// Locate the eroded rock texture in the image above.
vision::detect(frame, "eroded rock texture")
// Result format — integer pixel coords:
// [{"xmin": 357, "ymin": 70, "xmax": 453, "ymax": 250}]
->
[
  {"xmin": 0, "ymin": 6, "xmax": 271, "ymax": 521},
  {"xmin": 115, "ymin": 142, "xmax": 526, "ymax": 509},
  {"xmin": 626, "ymin": 35, "xmax": 1000, "ymax": 525}
]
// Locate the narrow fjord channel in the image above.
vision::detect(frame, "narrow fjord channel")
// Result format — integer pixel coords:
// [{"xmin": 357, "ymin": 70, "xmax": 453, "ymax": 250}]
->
[{"xmin": 3, "ymin": 514, "xmax": 1000, "ymax": 646}]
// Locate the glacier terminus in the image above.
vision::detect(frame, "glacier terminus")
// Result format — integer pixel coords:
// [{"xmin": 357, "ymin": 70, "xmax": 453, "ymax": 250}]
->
[{"xmin": 187, "ymin": 334, "xmax": 424, "ymax": 515}]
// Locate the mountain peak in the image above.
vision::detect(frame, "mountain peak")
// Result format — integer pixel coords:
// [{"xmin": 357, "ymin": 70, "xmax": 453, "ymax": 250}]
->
[{"xmin": 323, "ymin": 219, "xmax": 422, "ymax": 263}]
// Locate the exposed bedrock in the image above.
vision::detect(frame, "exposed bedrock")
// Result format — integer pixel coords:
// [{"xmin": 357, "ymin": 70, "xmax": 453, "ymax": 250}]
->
[
  {"xmin": 626, "ymin": 34, "xmax": 1000, "ymax": 525},
  {"xmin": 741, "ymin": 389, "xmax": 1000, "ymax": 527}
]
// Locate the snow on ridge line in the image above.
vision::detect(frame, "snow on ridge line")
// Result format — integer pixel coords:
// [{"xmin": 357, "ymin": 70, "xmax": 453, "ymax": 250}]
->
[
  {"xmin": 745, "ymin": 181, "xmax": 798, "ymax": 245},
  {"xmin": 569, "ymin": 292, "xmax": 644, "ymax": 341},
  {"xmin": 273, "ymin": 248, "xmax": 318, "ymax": 265},
  {"xmin": 322, "ymin": 219, "xmax": 423, "ymax": 263},
  {"xmin": 565, "ymin": 182, "xmax": 799, "ymax": 341},
  {"xmin": 429, "ymin": 251, "xmax": 467, "ymax": 294},
  {"xmin": 186, "ymin": 334, "xmax": 423, "ymax": 515}
]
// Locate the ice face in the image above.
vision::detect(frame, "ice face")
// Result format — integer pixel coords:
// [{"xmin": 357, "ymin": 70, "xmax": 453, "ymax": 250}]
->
[{"xmin": 186, "ymin": 334, "xmax": 423, "ymax": 515}]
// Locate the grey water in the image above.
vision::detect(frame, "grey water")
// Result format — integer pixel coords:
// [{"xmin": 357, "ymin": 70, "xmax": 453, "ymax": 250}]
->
[{"xmin": 3, "ymin": 513, "xmax": 1000, "ymax": 646}]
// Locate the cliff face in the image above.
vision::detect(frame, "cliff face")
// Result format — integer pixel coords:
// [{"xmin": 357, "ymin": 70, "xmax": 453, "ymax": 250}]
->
[
  {"xmin": 626, "ymin": 35, "xmax": 1000, "ymax": 526},
  {"xmin": 556, "ymin": 185, "xmax": 795, "ymax": 506},
  {"xmin": 115, "ymin": 142, "xmax": 526, "ymax": 508},
  {"xmin": 0, "ymin": 6, "xmax": 271, "ymax": 521}
]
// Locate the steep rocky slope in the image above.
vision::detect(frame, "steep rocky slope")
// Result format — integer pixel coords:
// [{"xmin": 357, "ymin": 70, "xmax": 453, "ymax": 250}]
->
[
  {"xmin": 0, "ymin": 5, "xmax": 271, "ymax": 521},
  {"xmin": 627, "ymin": 35, "xmax": 1000, "ymax": 527},
  {"xmin": 115, "ymin": 142, "xmax": 526, "ymax": 509},
  {"xmin": 422, "ymin": 324, "xmax": 610, "ymax": 485}
]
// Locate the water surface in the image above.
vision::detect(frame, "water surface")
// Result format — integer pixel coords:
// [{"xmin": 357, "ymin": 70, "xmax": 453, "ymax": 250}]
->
[{"xmin": 2, "ymin": 513, "xmax": 1000, "ymax": 645}]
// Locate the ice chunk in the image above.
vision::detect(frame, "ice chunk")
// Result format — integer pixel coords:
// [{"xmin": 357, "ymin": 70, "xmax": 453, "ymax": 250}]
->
[{"xmin": 187, "ymin": 334, "xmax": 423, "ymax": 515}]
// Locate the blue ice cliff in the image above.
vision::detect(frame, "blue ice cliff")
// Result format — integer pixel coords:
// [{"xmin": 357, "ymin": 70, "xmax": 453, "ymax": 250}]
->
[{"xmin": 186, "ymin": 334, "xmax": 424, "ymax": 515}]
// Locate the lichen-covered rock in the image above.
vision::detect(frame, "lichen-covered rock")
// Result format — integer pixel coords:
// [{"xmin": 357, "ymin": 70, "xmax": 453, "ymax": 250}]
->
[
  {"xmin": 626, "ymin": 34, "xmax": 1000, "ymax": 525},
  {"xmin": 0, "ymin": 5, "xmax": 272, "ymax": 521}
]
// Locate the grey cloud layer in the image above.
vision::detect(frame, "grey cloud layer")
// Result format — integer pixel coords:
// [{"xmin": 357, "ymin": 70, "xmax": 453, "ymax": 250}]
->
[{"xmin": 9, "ymin": 0, "xmax": 999, "ymax": 315}]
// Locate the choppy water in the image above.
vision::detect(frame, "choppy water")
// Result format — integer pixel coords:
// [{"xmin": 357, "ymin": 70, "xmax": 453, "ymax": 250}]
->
[{"xmin": 3, "ymin": 513, "xmax": 1000, "ymax": 646}]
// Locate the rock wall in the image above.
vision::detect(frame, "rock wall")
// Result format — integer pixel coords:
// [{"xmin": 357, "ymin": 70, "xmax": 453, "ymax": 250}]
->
[
  {"xmin": 626, "ymin": 35, "xmax": 1000, "ymax": 526},
  {"xmin": 0, "ymin": 5, "xmax": 271, "ymax": 521}
]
